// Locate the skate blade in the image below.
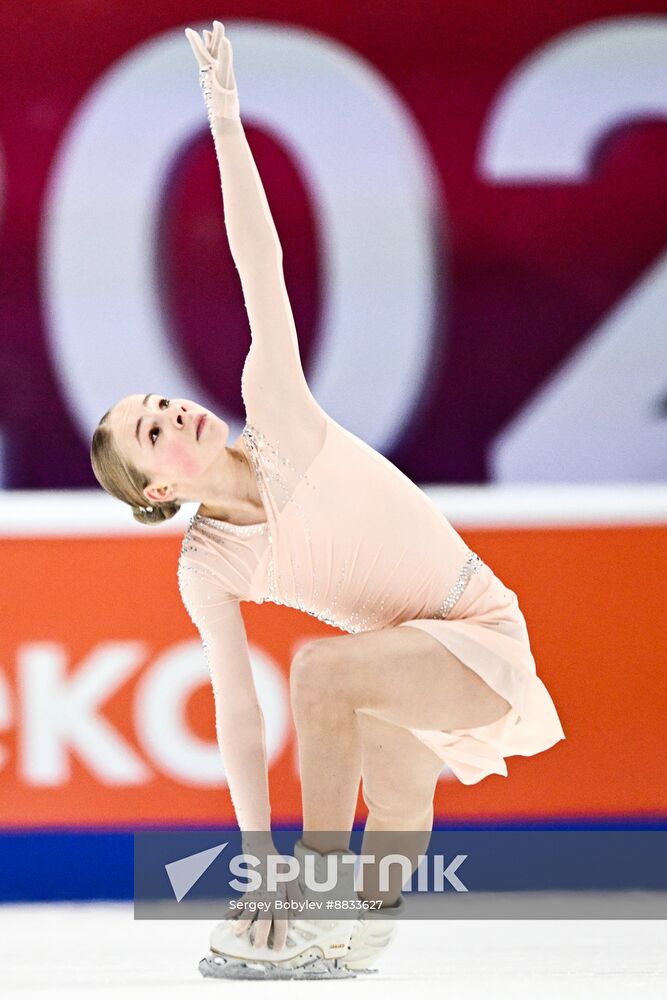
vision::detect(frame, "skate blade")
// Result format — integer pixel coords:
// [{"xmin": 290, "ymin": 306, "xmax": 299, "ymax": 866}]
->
[{"xmin": 199, "ymin": 950, "xmax": 378, "ymax": 980}]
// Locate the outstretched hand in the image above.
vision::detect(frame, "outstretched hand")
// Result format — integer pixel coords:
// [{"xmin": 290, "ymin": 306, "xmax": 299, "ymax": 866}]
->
[{"xmin": 185, "ymin": 20, "xmax": 240, "ymax": 121}]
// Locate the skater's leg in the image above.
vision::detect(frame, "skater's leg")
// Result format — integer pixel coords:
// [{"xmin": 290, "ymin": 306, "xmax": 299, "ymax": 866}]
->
[
  {"xmin": 290, "ymin": 643, "xmax": 363, "ymax": 855},
  {"xmin": 290, "ymin": 623, "xmax": 509, "ymax": 839},
  {"xmin": 292, "ymin": 625, "xmax": 511, "ymax": 734},
  {"xmin": 290, "ymin": 625, "xmax": 510, "ymax": 900},
  {"xmin": 356, "ymin": 709, "xmax": 443, "ymax": 906}
]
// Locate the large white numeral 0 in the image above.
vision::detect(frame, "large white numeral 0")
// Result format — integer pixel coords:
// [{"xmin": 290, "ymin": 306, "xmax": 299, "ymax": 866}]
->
[
  {"xmin": 480, "ymin": 17, "xmax": 667, "ymax": 481},
  {"xmin": 41, "ymin": 21, "xmax": 438, "ymax": 451}
]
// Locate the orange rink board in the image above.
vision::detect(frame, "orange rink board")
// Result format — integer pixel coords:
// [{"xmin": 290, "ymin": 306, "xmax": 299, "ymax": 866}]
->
[{"xmin": 0, "ymin": 498, "xmax": 664, "ymax": 828}]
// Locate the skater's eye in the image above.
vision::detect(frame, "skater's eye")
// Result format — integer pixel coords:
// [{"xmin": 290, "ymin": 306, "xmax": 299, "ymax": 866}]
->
[{"xmin": 149, "ymin": 399, "xmax": 170, "ymax": 444}]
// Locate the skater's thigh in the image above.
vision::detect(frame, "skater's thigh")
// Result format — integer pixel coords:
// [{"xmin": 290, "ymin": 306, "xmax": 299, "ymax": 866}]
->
[
  {"xmin": 356, "ymin": 710, "xmax": 443, "ymax": 823},
  {"xmin": 300, "ymin": 625, "xmax": 510, "ymax": 731}
]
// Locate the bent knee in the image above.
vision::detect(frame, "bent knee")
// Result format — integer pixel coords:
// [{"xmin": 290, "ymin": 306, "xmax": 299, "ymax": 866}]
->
[{"xmin": 290, "ymin": 640, "xmax": 352, "ymax": 714}]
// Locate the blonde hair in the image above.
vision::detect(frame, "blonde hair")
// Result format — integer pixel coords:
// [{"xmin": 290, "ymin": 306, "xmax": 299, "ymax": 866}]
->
[{"xmin": 90, "ymin": 407, "xmax": 181, "ymax": 526}]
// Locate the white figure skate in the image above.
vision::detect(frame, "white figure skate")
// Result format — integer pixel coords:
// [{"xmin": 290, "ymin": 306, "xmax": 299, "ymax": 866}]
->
[
  {"xmin": 344, "ymin": 893, "xmax": 405, "ymax": 970},
  {"xmin": 199, "ymin": 839, "xmax": 377, "ymax": 980}
]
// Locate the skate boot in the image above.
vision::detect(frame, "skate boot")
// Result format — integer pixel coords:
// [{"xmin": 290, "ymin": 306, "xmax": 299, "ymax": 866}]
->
[
  {"xmin": 199, "ymin": 839, "xmax": 375, "ymax": 980},
  {"xmin": 343, "ymin": 893, "xmax": 405, "ymax": 970}
]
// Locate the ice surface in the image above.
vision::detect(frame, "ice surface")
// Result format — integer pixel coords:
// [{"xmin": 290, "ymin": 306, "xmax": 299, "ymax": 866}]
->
[{"xmin": 0, "ymin": 900, "xmax": 665, "ymax": 998}]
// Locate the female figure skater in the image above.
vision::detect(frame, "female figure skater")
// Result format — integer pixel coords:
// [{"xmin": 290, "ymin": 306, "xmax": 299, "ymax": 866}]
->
[{"xmin": 91, "ymin": 21, "xmax": 565, "ymax": 979}]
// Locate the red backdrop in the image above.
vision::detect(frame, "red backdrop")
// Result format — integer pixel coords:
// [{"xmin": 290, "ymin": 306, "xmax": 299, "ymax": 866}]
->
[{"xmin": 0, "ymin": 0, "xmax": 664, "ymax": 486}]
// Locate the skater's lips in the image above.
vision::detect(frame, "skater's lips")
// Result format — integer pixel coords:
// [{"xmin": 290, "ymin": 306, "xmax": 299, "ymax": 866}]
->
[{"xmin": 196, "ymin": 415, "xmax": 206, "ymax": 440}]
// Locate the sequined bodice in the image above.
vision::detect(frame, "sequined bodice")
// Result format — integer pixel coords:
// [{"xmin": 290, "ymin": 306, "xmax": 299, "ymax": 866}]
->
[{"xmin": 179, "ymin": 417, "xmax": 484, "ymax": 634}]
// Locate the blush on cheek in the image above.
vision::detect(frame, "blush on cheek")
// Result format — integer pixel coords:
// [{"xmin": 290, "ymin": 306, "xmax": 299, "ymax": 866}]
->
[{"xmin": 165, "ymin": 442, "xmax": 200, "ymax": 480}]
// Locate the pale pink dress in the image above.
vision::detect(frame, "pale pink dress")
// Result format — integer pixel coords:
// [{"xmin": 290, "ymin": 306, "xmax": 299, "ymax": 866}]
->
[{"xmin": 177, "ymin": 117, "xmax": 565, "ymax": 823}]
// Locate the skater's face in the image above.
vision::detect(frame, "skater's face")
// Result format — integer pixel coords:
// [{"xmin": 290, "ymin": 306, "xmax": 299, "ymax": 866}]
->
[{"xmin": 108, "ymin": 393, "xmax": 230, "ymax": 503}]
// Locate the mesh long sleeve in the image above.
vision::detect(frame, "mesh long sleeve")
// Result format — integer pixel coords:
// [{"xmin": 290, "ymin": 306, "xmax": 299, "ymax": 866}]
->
[
  {"xmin": 178, "ymin": 547, "xmax": 272, "ymax": 832},
  {"xmin": 208, "ymin": 115, "xmax": 326, "ymax": 440}
]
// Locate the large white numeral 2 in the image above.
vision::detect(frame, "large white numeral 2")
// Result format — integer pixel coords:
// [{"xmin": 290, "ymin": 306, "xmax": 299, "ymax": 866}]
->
[{"xmin": 481, "ymin": 17, "xmax": 667, "ymax": 481}]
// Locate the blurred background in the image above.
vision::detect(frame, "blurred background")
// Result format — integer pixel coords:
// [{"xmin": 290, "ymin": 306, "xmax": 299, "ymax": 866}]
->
[{"xmin": 0, "ymin": 0, "xmax": 665, "ymax": 912}]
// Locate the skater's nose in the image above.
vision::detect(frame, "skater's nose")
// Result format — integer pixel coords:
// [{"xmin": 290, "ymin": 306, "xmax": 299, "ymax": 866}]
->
[{"xmin": 171, "ymin": 403, "xmax": 187, "ymax": 429}]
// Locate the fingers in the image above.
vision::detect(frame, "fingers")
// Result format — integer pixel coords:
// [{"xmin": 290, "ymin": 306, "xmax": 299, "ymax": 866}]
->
[
  {"xmin": 271, "ymin": 918, "xmax": 287, "ymax": 952},
  {"xmin": 252, "ymin": 917, "xmax": 271, "ymax": 949},
  {"xmin": 184, "ymin": 27, "xmax": 210, "ymax": 69},
  {"xmin": 186, "ymin": 21, "xmax": 226, "ymax": 63},
  {"xmin": 232, "ymin": 916, "xmax": 252, "ymax": 935},
  {"xmin": 185, "ymin": 21, "xmax": 236, "ymax": 102},
  {"xmin": 225, "ymin": 888, "xmax": 290, "ymax": 952},
  {"xmin": 210, "ymin": 20, "xmax": 225, "ymax": 61},
  {"xmin": 250, "ymin": 917, "xmax": 287, "ymax": 952},
  {"xmin": 220, "ymin": 36, "xmax": 235, "ymax": 91}
]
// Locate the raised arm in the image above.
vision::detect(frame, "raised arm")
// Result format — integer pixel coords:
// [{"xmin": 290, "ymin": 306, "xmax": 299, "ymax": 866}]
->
[
  {"xmin": 178, "ymin": 549, "xmax": 273, "ymax": 835},
  {"xmin": 185, "ymin": 22, "xmax": 317, "ymax": 413}
]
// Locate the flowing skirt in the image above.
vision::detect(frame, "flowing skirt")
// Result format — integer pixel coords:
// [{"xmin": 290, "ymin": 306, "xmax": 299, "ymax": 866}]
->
[{"xmin": 397, "ymin": 561, "xmax": 566, "ymax": 784}]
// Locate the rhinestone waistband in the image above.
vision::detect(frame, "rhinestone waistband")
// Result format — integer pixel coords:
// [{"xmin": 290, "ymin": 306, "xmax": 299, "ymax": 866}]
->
[{"xmin": 433, "ymin": 549, "xmax": 484, "ymax": 620}]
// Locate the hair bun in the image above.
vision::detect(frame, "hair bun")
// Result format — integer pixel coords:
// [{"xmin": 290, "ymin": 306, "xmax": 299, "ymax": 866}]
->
[{"xmin": 132, "ymin": 501, "xmax": 181, "ymax": 525}]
